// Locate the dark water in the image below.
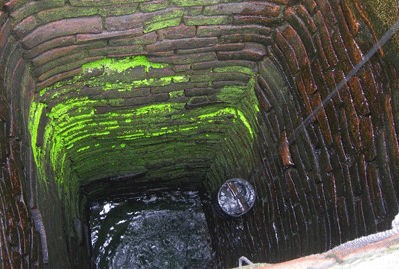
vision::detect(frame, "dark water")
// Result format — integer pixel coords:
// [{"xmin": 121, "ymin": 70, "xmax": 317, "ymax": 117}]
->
[{"xmin": 89, "ymin": 191, "xmax": 215, "ymax": 269}]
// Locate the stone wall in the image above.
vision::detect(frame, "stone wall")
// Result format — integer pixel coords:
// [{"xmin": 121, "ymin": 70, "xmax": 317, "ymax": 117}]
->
[{"xmin": 0, "ymin": 0, "xmax": 398, "ymax": 268}]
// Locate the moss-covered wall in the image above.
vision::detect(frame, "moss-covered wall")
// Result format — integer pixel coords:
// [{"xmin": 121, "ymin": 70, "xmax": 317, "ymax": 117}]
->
[{"xmin": 0, "ymin": 0, "xmax": 399, "ymax": 268}]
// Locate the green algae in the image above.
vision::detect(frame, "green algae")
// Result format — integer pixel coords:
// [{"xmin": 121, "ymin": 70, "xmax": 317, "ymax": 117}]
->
[
  {"xmin": 82, "ymin": 56, "xmax": 166, "ymax": 73},
  {"xmin": 28, "ymin": 55, "xmax": 260, "ymax": 226}
]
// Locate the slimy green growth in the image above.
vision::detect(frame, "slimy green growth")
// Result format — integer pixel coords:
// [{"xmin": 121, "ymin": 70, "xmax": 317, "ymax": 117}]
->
[{"xmin": 28, "ymin": 55, "xmax": 260, "ymax": 220}]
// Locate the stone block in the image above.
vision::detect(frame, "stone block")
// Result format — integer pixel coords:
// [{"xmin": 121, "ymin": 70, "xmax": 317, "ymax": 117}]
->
[
  {"xmin": 232, "ymin": 15, "xmax": 282, "ymax": 26},
  {"xmin": 143, "ymin": 17, "xmax": 182, "ymax": 33},
  {"xmin": 139, "ymin": 0, "xmax": 170, "ymax": 12},
  {"xmin": 13, "ymin": 15, "xmax": 37, "ymax": 39},
  {"xmin": 9, "ymin": 0, "xmax": 64, "ymax": 23},
  {"xmin": 184, "ymin": 15, "xmax": 232, "ymax": 26},
  {"xmin": 184, "ymin": 87, "xmax": 218, "ymax": 97},
  {"xmin": 147, "ymin": 67, "xmax": 175, "ymax": 78},
  {"xmin": 109, "ymin": 32, "xmax": 157, "ymax": 46},
  {"xmin": 203, "ymin": 2, "xmax": 281, "ymax": 17},
  {"xmin": 32, "ymin": 45, "xmax": 79, "ymax": 66},
  {"xmin": 170, "ymin": 0, "xmax": 220, "ymax": 7},
  {"xmin": 146, "ymin": 37, "xmax": 217, "ymax": 52},
  {"xmin": 106, "ymin": 13, "xmax": 149, "ymax": 31},
  {"xmin": 24, "ymin": 36, "xmax": 75, "ymax": 59},
  {"xmin": 77, "ymin": 28, "xmax": 143, "ymax": 43},
  {"xmin": 158, "ymin": 24, "xmax": 196, "ymax": 39},
  {"xmin": 217, "ymin": 42, "xmax": 265, "ymax": 61},
  {"xmin": 22, "ymin": 16, "xmax": 103, "ymax": 49},
  {"xmin": 148, "ymin": 52, "xmax": 217, "ymax": 65},
  {"xmin": 70, "ymin": 0, "xmax": 145, "ymax": 6}
]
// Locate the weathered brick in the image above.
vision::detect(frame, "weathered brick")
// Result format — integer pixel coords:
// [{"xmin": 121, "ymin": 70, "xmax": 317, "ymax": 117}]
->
[
  {"xmin": 304, "ymin": 0, "xmax": 317, "ymax": 14},
  {"xmin": 217, "ymin": 42, "xmax": 265, "ymax": 61},
  {"xmin": 347, "ymin": 76, "xmax": 370, "ymax": 116},
  {"xmin": 77, "ymin": 28, "xmax": 143, "ymax": 43},
  {"xmin": 311, "ymin": 93, "xmax": 333, "ymax": 145},
  {"xmin": 106, "ymin": 13, "xmax": 148, "ymax": 31},
  {"xmin": 0, "ymin": 19, "xmax": 10, "ymax": 50},
  {"xmin": 139, "ymin": 0, "xmax": 170, "ymax": 12},
  {"xmin": 22, "ymin": 17, "xmax": 102, "ymax": 49},
  {"xmin": 170, "ymin": 0, "xmax": 220, "ymax": 6},
  {"xmin": 340, "ymin": 0, "xmax": 359, "ymax": 36},
  {"xmin": 219, "ymin": 33, "xmax": 272, "ymax": 45},
  {"xmin": 24, "ymin": 35, "xmax": 75, "ymax": 59},
  {"xmin": 35, "ymin": 66, "xmax": 82, "ymax": 88},
  {"xmin": 232, "ymin": 15, "xmax": 282, "ymax": 26},
  {"xmin": 274, "ymin": 29, "xmax": 299, "ymax": 74},
  {"xmin": 147, "ymin": 67, "xmax": 175, "ymax": 78},
  {"xmin": 184, "ymin": 87, "xmax": 218, "ymax": 97},
  {"xmin": 70, "ymin": 0, "xmax": 144, "ymax": 6},
  {"xmin": 158, "ymin": 24, "xmax": 196, "ymax": 39},
  {"xmin": 197, "ymin": 24, "xmax": 271, "ymax": 37},
  {"xmin": 146, "ymin": 37, "xmax": 217, "ymax": 52},
  {"xmin": 203, "ymin": 2, "xmax": 280, "ymax": 17},
  {"xmin": 314, "ymin": 11, "xmax": 338, "ymax": 68},
  {"xmin": 148, "ymin": 52, "xmax": 217, "ymax": 65},
  {"xmin": 284, "ymin": 7, "xmax": 316, "ymax": 56},
  {"xmin": 359, "ymin": 115, "xmax": 376, "ymax": 161},
  {"xmin": 13, "ymin": 15, "xmax": 37, "ymax": 39},
  {"xmin": 282, "ymin": 25, "xmax": 309, "ymax": 69},
  {"xmin": 32, "ymin": 45, "xmax": 79, "ymax": 66},
  {"xmin": 109, "ymin": 32, "xmax": 157, "ymax": 46},
  {"xmin": 184, "ymin": 15, "xmax": 232, "ymax": 26},
  {"xmin": 214, "ymin": 43, "xmax": 245, "ymax": 51},
  {"xmin": 9, "ymin": 0, "xmax": 64, "ymax": 24}
]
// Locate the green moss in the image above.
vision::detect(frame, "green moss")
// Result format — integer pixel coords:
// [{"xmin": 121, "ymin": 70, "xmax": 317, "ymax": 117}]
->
[
  {"xmin": 82, "ymin": 56, "xmax": 166, "ymax": 73},
  {"xmin": 144, "ymin": 17, "xmax": 182, "ymax": 33},
  {"xmin": 213, "ymin": 66, "xmax": 254, "ymax": 76}
]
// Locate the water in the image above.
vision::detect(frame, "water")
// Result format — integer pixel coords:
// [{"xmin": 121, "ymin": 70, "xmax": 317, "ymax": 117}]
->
[{"xmin": 89, "ymin": 191, "xmax": 215, "ymax": 269}]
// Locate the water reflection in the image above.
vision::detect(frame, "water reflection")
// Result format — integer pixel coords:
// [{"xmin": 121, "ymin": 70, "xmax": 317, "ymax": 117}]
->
[{"xmin": 90, "ymin": 191, "xmax": 215, "ymax": 268}]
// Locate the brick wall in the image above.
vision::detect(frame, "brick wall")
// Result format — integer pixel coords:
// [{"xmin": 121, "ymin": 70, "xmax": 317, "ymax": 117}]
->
[{"xmin": 0, "ymin": 0, "xmax": 398, "ymax": 268}]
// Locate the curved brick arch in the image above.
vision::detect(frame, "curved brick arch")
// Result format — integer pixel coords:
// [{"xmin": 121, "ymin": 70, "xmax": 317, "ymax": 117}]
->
[{"xmin": 0, "ymin": 0, "xmax": 399, "ymax": 268}]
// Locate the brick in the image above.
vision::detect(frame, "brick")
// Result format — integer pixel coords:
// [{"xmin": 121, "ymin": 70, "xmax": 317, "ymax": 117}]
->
[
  {"xmin": 217, "ymin": 42, "xmax": 265, "ymax": 61},
  {"xmin": 146, "ymin": 37, "xmax": 217, "ymax": 52},
  {"xmin": 32, "ymin": 45, "xmax": 79, "ymax": 66},
  {"xmin": 13, "ymin": 15, "xmax": 37, "ymax": 39},
  {"xmin": 170, "ymin": 0, "xmax": 219, "ymax": 6},
  {"xmin": 143, "ymin": 17, "xmax": 181, "ymax": 33},
  {"xmin": 282, "ymin": 25, "xmax": 309, "ymax": 69},
  {"xmin": 197, "ymin": 24, "xmax": 271, "ymax": 37},
  {"xmin": 183, "ymin": 15, "xmax": 232, "ymax": 26},
  {"xmin": 255, "ymin": 82, "xmax": 272, "ymax": 112},
  {"xmin": 184, "ymin": 87, "xmax": 218, "ymax": 97},
  {"xmin": 274, "ymin": 29, "xmax": 299, "ymax": 74},
  {"xmin": 214, "ymin": 43, "xmax": 245, "ymax": 51},
  {"xmin": 295, "ymin": 5, "xmax": 317, "ymax": 33},
  {"xmin": 314, "ymin": 11, "xmax": 338, "ymax": 68},
  {"xmin": 347, "ymin": 76, "xmax": 370, "ymax": 116},
  {"xmin": 9, "ymin": 0, "xmax": 64, "ymax": 23},
  {"xmin": 77, "ymin": 28, "xmax": 143, "ymax": 43},
  {"xmin": 106, "ymin": 13, "xmax": 148, "ymax": 31},
  {"xmin": 22, "ymin": 17, "xmax": 102, "ymax": 49},
  {"xmin": 139, "ymin": 0, "xmax": 169, "ymax": 12},
  {"xmin": 284, "ymin": 7, "xmax": 316, "ymax": 56},
  {"xmin": 311, "ymin": 93, "xmax": 333, "ymax": 145},
  {"xmin": 232, "ymin": 15, "xmax": 282, "ymax": 26},
  {"xmin": 148, "ymin": 52, "xmax": 217, "ymax": 65},
  {"xmin": 24, "ymin": 36, "xmax": 76, "ymax": 59},
  {"xmin": 158, "ymin": 24, "xmax": 196, "ymax": 39},
  {"xmin": 0, "ymin": 19, "xmax": 10, "ymax": 50},
  {"xmin": 341, "ymin": 0, "xmax": 359, "ymax": 36},
  {"xmin": 147, "ymin": 67, "xmax": 175, "ymax": 78},
  {"xmin": 359, "ymin": 116, "xmax": 376, "ymax": 161},
  {"xmin": 203, "ymin": 2, "xmax": 280, "ymax": 17},
  {"xmin": 219, "ymin": 33, "xmax": 272, "ymax": 45},
  {"xmin": 315, "ymin": 0, "xmax": 337, "ymax": 27},
  {"xmin": 109, "ymin": 32, "xmax": 157, "ymax": 46},
  {"xmin": 70, "ymin": 0, "xmax": 145, "ymax": 6}
]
